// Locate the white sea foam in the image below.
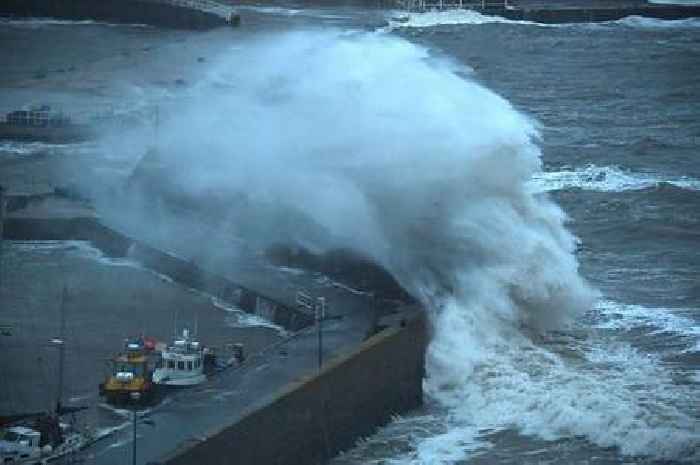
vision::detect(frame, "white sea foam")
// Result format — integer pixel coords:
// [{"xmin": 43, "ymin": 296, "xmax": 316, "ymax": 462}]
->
[
  {"xmin": 0, "ymin": 140, "xmax": 74, "ymax": 157},
  {"xmin": 614, "ymin": 15, "xmax": 700, "ymax": 29},
  {"xmin": 105, "ymin": 30, "xmax": 698, "ymax": 463},
  {"xmin": 649, "ymin": 0, "xmax": 700, "ymax": 6},
  {"xmin": 235, "ymin": 5, "xmax": 349, "ymax": 20},
  {"xmin": 313, "ymin": 274, "xmax": 371, "ymax": 296},
  {"xmin": 235, "ymin": 5, "xmax": 302, "ymax": 16},
  {"xmin": 0, "ymin": 17, "xmax": 148, "ymax": 28},
  {"xmin": 70, "ymin": 240, "xmax": 143, "ymax": 268},
  {"xmin": 386, "ymin": 9, "xmax": 546, "ymax": 29},
  {"xmin": 594, "ymin": 299, "xmax": 700, "ymax": 344},
  {"xmin": 530, "ymin": 165, "xmax": 700, "ymax": 192},
  {"xmin": 274, "ymin": 265, "xmax": 306, "ymax": 276},
  {"xmin": 422, "ymin": 299, "xmax": 699, "ymax": 461},
  {"xmin": 212, "ymin": 297, "xmax": 287, "ymax": 334}
]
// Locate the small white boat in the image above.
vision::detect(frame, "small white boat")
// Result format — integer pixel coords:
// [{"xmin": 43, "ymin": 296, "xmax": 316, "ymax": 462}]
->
[{"xmin": 152, "ymin": 329, "xmax": 209, "ymax": 387}]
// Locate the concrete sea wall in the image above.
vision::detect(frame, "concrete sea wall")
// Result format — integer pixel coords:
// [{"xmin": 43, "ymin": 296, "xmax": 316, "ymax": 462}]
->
[
  {"xmin": 499, "ymin": 4, "xmax": 700, "ymax": 22},
  {"xmin": 3, "ymin": 211, "xmax": 313, "ymax": 332},
  {"xmin": 160, "ymin": 310, "xmax": 427, "ymax": 465},
  {"xmin": 0, "ymin": 0, "xmax": 231, "ymax": 29},
  {"xmin": 3, "ymin": 194, "xmax": 429, "ymax": 464}
]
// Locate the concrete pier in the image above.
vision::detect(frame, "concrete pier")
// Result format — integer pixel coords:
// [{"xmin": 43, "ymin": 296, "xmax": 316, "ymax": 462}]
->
[
  {"xmin": 2, "ymin": 193, "xmax": 426, "ymax": 464},
  {"xmin": 400, "ymin": 0, "xmax": 700, "ymax": 23},
  {"xmin": 0, "ymin": 0, "xmax": 238, "ymax": 30}
]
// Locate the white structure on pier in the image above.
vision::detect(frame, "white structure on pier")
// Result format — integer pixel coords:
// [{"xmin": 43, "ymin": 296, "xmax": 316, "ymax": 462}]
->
[{"xmin": 397, "ymin": 0, "xmax": 510, "ymax": 12}]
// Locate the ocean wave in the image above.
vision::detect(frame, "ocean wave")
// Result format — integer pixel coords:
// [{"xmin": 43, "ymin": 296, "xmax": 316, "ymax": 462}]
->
[
  {"xmin": 212, "ymin": 297, "xmax": 287, "ymax": 334},
  {"xmin": 385, "ymin": 9, "xmax": 549, "ymax": 29},
  {"xmin": 422, "ymin": 299, "xmax": 700, "ymax": 462},
  {"xmin": 235, "ymin": 6, "xmax": 349, "ymax": 20},
  {"xmin": 0, "ymin": 140, "xmax": 75, "ymax": 157},
  {"xmin": 613, "ymin": 15, "xmax": 700, "ymax": 29},
  {"xmin": 383, "ymin": 9, "xmax": 700, "ymax": 30},
  {"xmin": 593, "ymin": 299, "xmax": 700, "ymax": 350},
  {"xmin": 649, "ymin": 0, "xmax": 700, "ymax": 6},
  {"xmin": 235, "ymin": 5, "xmax": 302, "ymax": 16},
  {"xmin": 0, "ymin": 17, "xmax": 149, "ymax": 28},
  {"xmin": 529, "ymin": 165, "xmax": 700, "ymax": 193}
]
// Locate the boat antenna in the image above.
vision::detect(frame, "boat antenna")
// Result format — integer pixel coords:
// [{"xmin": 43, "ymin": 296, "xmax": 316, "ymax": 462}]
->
[
  {"xmin": 154, "ymin": 105, "xmax": 159, "ymax": 147},
  {"xmin": 173, "ymin": 305, "xmax": 179, "ymax": 339},
  {"xmin": 194, "ymin": 311, "xmax": 198, "ymax": 338}
]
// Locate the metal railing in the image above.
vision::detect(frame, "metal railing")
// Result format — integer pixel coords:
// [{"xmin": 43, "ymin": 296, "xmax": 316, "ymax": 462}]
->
[{"xmin": 396, "ymin": 0, "xmax": 511, "ymax": 12}]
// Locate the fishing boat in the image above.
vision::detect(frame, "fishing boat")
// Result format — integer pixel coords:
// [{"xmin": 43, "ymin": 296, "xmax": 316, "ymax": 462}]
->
[
  {"xmin": 100, "ymin": 337, "xmax": 157, "ymax": 405},
  {"xmin": 152, "ymin": 329, "xmax": 212, "ymax": 387}
]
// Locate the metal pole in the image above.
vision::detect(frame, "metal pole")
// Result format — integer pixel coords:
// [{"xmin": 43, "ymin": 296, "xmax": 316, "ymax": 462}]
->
[
  {"xmin": 316, "ymin": 297, "xmax": 326, "ymax": 371},
  {"xmin": 56, "ymin": 286, "xmax": 67, "ymax": 415},
  {"xmin": 132, "ymin": 406, "xmax": 137, "ymax": 465}
]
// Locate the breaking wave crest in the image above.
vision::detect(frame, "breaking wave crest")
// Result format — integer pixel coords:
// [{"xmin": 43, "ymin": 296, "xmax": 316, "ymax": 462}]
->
[
  {"xmin": 383, "ymin": 10, "xmax": 700, "ymax": 30},
  {"xmin": 110, "ymin": 30, "xmax": 698, "ymax": 462},
  {"xmin": 386, "ymin": 9, "xmax": 546, "ymax": 29},
  {"xmin": 0, "ymin": 17, "xmax": 149, "ymax": 28},
  {"xmin": 531, "ymin": 164, "xmax": 700, "ymax": 192},
  {"xmin": 594, "ymin": 299, "xmax": 700, "ymax": 351},
  {"xmin": 613, "ymin": 15, "xmax": 700, "ymax": 29},
  {"xmin": 649, "ymin": 0, "xmax": 700, "ymax": 6}
]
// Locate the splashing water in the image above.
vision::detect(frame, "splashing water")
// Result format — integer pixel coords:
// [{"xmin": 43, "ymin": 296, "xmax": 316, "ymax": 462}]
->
[
  {"xmin": 530, "ymin": 165, "xmax": 700, "ymax": 193},
  {"xmin": 112, "ymin": 30, "xmax": 698, "ymax": 462}
]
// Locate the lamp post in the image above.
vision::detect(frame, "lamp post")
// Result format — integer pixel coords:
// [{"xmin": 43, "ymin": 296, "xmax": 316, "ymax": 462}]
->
[
  {"xmin": 296, "ymin": 291, "xmax": 328, "ymax": 372},
  {"xmin": 316, "ymin": 297, "xmax": 325, "ymax": 371},
  {"xmin": 130, "ymin": 392, "xmax": 141, "ymax": 465}
]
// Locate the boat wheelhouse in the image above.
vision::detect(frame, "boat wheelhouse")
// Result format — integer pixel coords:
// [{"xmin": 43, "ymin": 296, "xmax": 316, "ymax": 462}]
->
[
  {"xmin": 152, "ymin": 329, "xmax": 209, "ymax": 387},
  {"xmin": 100, "ymin": 339, "xmax": 155, "ymax": 404}
]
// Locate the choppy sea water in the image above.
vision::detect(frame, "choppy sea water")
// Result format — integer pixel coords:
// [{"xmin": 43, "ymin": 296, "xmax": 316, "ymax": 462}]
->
[{"xmin": 1, "ymin": 4, "xmax": 698, "ymax": 464}]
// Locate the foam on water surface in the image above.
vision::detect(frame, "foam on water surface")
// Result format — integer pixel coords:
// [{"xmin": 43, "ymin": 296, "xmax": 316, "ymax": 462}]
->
[
  {"xmin": 0, "ymin": 17, "xmax": 149, "ymax": 28},
  {"xmin": 385, "ymin": 9, "xmax": 547, "ymax": 29},
  {"xmin": 530, "ymin": 165, "xmax": 700, "ymax": 192}
]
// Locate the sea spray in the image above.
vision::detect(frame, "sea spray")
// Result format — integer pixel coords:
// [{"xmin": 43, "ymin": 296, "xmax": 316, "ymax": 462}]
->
[{"xmin": 104, "ymin": 30, "xmax": 697, "ymax": 461}]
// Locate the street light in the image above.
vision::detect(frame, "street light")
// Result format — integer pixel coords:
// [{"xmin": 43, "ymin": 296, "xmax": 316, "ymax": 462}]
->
[
  {"xmin": 296, "ymin": 291, "xmax": 327, "ymax": 372},
  {"xmin": 129, "ymin": 392, "xmax": 156, "ymax": 465},
  {"xmin": 316, "ymin": 297, "xmax": 326, "ymax": 371},
  {"xmin": 130, "ymin": 392, "xmax": 141, "ymax": 465}
]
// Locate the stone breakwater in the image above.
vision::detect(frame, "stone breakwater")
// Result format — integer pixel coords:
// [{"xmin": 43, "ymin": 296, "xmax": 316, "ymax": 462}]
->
[{"xmin": 0, "ymin": 0, "xmax": 238, "ymax": 29}]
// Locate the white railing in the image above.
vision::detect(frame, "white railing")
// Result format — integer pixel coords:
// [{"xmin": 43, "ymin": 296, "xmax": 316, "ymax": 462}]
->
[{"xmin": 397, "ymin": 0, "xmax": 510, "ymax": 11}]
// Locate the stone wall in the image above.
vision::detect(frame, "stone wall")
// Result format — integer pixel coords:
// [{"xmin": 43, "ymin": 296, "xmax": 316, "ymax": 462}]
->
[
  {"xmin": 160, "ymin": 309, "xmax": 427, "ymax": 465},
  {"xmin": 0, "ymin": 0, "xmax": 231, "ymax": 29},
  {"xmin": 3, "ymin": 213, "xmax": 314, "ymax": 332}
]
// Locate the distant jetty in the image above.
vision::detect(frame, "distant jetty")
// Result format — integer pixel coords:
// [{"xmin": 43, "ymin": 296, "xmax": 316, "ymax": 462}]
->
[
  {"xmin": 0, "ymin": 0, "xmax": 240, "ymax": 30},
  {"xmin": 398, "ymin": 0, "xmax": 700, "ymax": 23}
]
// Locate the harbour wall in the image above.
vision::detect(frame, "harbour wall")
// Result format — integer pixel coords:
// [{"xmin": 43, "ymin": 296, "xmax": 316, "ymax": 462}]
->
[
  {"xmin": 0, "ymin": 0, "xmax": 232, "ymax": 29},
  {"xmin": 3, "ymin": 195, "xmax": 429, "ymax": 464},
  {"xmin": 402, "ymin": 2, "xmax": 700, "ymax": 22},
  {"xmin": 3, "ymin": 211, "xmax": 314, "ymax": 332},
  {"xmin": 499, "ymin": 4, "xmax": 700, "ymax": 22},
  {"xmin": 159, "ymin": 309, "xmax": 427, "ymax": 465}
]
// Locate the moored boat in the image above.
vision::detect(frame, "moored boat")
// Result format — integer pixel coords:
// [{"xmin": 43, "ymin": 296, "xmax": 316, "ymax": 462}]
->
[
  {"xmin": 152, "ymin": 329, "xmax": 213, "ymax": 387},
  {"xmin": 99, "ymin": 337, "xmax": 157, "ymax": 405}
]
